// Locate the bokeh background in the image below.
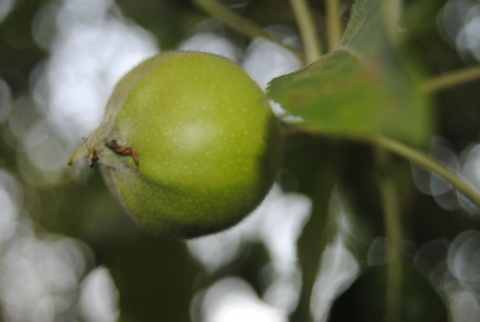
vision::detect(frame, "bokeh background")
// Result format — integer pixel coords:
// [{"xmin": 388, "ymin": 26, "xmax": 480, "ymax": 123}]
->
[{"xmin": 1, "ymin": 0, "xmax": 480, "ymax": 321}]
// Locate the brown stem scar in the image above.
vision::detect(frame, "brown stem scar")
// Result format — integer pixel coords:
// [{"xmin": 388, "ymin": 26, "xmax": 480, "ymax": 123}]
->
[
  {"xmin": 106, "ymin": 140, "xmax": 140, "ymax": 166},
  {"xmin": 89, "ymin": 150, "xmax": 99, "ymax": 168}
]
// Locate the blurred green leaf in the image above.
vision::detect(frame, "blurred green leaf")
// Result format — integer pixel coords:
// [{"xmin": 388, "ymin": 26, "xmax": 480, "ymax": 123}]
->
[
  {"xmin": 267, "ymin": 0, "xmax": 432, "ymax": 145},
  {"xmin": 104, "ymin": 233, "xmax": 201, "ymax": 322},
  {"xmin": 328, "ymin": 263, "xmax": 450, "ymax": 322},
  {"xmin": 282, "ymin": 138, "xmax": 339, "ymax": 322},
  {"xmin": 322, "ymin": 187, "xmax": 374, "ymax": 260}
]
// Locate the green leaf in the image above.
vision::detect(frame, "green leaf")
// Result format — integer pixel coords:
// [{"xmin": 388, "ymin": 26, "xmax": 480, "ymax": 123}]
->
[{"xmin": 267, "ymin": 0, "xmax": 432, "ymax": 145}]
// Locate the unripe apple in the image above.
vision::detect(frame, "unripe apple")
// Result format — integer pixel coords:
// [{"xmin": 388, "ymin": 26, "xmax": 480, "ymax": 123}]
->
[{"xmin": 69, "ymin": 51, "xmax": 282, "ymax": 238}]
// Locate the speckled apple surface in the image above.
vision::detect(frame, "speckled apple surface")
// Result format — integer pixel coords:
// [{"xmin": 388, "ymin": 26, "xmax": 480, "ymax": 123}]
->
[{"xmin": 70, "ymin": 51, "xmax": 282, "ymax": 238}]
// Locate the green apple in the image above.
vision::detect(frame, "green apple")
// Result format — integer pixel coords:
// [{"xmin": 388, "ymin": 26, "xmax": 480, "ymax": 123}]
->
[{"xmin": 69, "ymin": 51, "xmax": 282, "ymax": 238}]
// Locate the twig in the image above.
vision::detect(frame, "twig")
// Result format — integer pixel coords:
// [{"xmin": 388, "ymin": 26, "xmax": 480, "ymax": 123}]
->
[
  {"xmin": 366, "ymin": 135, "xmax": 480, "ymax": 206},
  {"xmin": 375, "ymin": 148, "xmax": 403, "ymax": 322},
  {"xmin": 385, "ymin": 0, "xmax": 402, "ymax": 41},
  {"xmin": 289, "ymin": 0, "xmax": 323, "ymax": 63},
  {"xmin": 421, "ymin": 65, "xmax": 480, "ymax": 93},
  {"xmin": 325, "ymin": 0, "xmax": 343, "ymax": 51},
  {"xmin": 193, "ymin": 0, "xmax": 304, "ymax": 62}
]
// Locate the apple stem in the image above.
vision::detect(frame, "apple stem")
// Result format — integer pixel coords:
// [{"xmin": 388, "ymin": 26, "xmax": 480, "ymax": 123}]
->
[
  {"xmin": 68, "ymin": 124, "xmax": 110, "ymax": 167},
  {"xmin": 67, "ymin": 142, "xmax": 91, "ymax": 166}
]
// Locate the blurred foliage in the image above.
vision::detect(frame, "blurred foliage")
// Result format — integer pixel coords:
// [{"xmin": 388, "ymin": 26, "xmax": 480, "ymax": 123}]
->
[
  {"xmin": 2, "ymin": 0, "xmax": 480, "ymax": 322},
  {"xmin": 329, "ymin": 263, "xmax": 449, "ymax": 322},
  {"xmin": 268, "ymin": 0, "xmax": 431, "ymax": 146}
]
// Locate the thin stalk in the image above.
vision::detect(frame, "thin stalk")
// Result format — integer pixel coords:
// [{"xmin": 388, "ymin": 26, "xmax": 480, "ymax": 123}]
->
[
  {"xmin": 325, "ymin": 0, "xmax": 343, "ymax": 51},
  {"xmin": 384, "ymin": 0, "xmax": 402, "ymax": 41},
  {"xmin": 375, "ymin": 149, "xmax": 402, "ymax": 322},
  {"xmin": 366, "ymin": 135, "xmax": 480, "ymax": 206},
  {"xmin": 193, "ymin": 0, "xmax": 304, "ymax": 62},
  {"xmin": 289, "ymin": 0, "xmax": 322, "ymax": 63},
  {"xmin": 422, "ymin": 65, "xmax": 480, "ymax": 93}
]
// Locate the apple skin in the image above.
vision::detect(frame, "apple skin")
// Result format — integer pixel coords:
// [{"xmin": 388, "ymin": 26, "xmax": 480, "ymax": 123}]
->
[{"xmin": 70, "ymin": 51, "xmax": 282, "ymax": 238}]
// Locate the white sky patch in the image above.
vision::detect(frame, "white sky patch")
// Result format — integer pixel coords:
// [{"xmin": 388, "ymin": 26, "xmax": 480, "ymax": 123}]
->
[
  {"xmin": 79, "ymin": 266, "xmax": 120, "ymax": 322},
  {"xmin": 200, "ymin": 277, "xmax": 288, "ymax": 322},
  {"xmin": 310, "ymin": 235, "xmax": 360, "ymax": 322},
  {"xmin": 439, "ymin": 0, "xmax": 480, "ymax": 62},
  {"xmin": 310, "ymin": 191, "xmax": 360, "ymax": 322},
  {"xmin": 188, "ymin": 185, "xmax": 312, "ymax": 313},
  {"xmin": 242, "ymin": 35, "xmax": 302, "ymax": 120},
  {"xmin": 32, "ymin": 0, "xmax": 158, "ymax": 141},
  {"xmin": 0, "ymin": 169, "xmax": 22, "ymax": 244},
  {"xmin": 0, "ymin": 0, "xmax": 15, "ymax": 23},
  {"xmin": 179, "ymin": 32, "xmax": 243, "ymax": 62},
  {"xmin": 0, "ymin": 235, "xmax": 90, "ymax": 322}
]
